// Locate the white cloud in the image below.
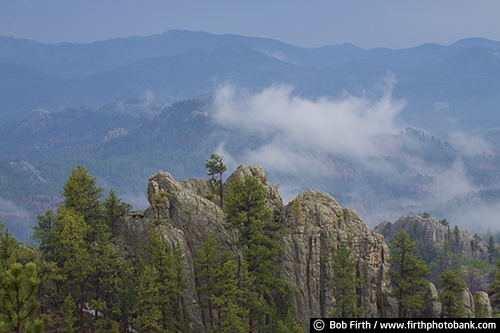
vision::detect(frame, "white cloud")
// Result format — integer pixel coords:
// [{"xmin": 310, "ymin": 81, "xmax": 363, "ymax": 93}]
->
[
  {"xmin": 212, "ymin": 79, "xmax": 406, "ymax": 172},
  {"xmin": 210, "ymin": 80, "xmax": 495, "ymax": 233},
  {"xmin": 448, "ymin": 131, "xmax": 493, "ymax": 155}
]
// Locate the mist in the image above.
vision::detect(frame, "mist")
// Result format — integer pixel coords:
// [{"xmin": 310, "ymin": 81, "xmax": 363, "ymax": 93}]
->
[{"xmin": 210, "ymin": 81, "xmax": 500, "ymax": 233}]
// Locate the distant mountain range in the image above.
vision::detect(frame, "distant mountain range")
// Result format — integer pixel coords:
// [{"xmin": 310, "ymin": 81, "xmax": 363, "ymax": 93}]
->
[
  {"xmin": 2, "ymin": 30, "xmax": 500, "ymax": 134},
  {"xmin": 2, "ymin": 30, "xmax": 500, "ymax": 241}
]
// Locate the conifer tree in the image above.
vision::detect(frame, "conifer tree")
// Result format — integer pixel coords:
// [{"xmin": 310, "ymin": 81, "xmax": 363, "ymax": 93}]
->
[
  {"xmin": 134, "ymin": 226, "xmax": 188, "ymax": 332},
  {"xmin": 194, "ymin": 234, "xmax": 220, "ymax": 330},
  {"xmin": 487, "ymin": 258, "xmax": 500, "ymax": 315},
  {"xmin": 62, "ymin": 165, "xmax": 104, "ymax": 228},
  {"xmin": 330, "ymin": 240, "xmax": 365, "ymax": 318},
  {"xmin": 224, "ymin": 176, "xmax": 300, "ymax": 332},
  {"xmin": 88, "ymin": 226, "xmax": 130, "ymax": 331},
  {"xmin": 205, "ymin": 153, "xmax": 227, "ymax": 207},
  {"xmin": 0, "ymin": 262, "xmax": 43, "ymax": 333},
  {"xmin": 31, "ymin": 166, "xmax": 132, "ymax": 332},
  {"xmin": 54, "ymin": 206, "xmax": 94, "ymax": 332},
  {"xmin": 211, "ymin": 252, "xmax": 249, "ymax": 333},
  {"xmin": 487, "ymin": 235, "xmax": 498, "ymax": 265},
  {"xmin": 151, "ymin": 190, "xmax": 170, "ymax": 222},
  {"xmin": 438, "ymin": 270, "xmax": 467, "ymax": 318},
  {"xmin": 103, "ymin": 189, "xmax": 130, "ymax": 238},
  {"xmin": 0, "ymin": 221, "xmax": 38, "ymax": 269},
  {"xmin": 388, "ymin": 230, "xmax": 431, "ymax": 318},
  {"xmin": 132, "ymin": 264, "xmax": 162, "ymax": 333}
]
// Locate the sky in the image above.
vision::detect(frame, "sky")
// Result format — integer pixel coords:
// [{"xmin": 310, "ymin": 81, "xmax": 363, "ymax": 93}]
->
[{"xmin": 2, "ymin": 0, "xmax": 500, "ymax": 49}]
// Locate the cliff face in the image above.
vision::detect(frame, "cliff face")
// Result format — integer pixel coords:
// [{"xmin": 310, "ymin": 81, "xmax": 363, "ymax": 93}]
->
[
  {"xmin": 374, "ymin": 215, "xmax": 489, "ymax": 261},
  {"xmin": 114, "ymin": 165, "xmax": 490, "ymax": 331},
  {"xmin": 277, "ymin": 189, "xmax": 397, "ymax": 323}
]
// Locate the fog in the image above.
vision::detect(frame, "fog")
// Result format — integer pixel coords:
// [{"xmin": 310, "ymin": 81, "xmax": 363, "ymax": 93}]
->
[{"xmin": 210, "ymin": 81, "xmax": 500, "ymax": 234}]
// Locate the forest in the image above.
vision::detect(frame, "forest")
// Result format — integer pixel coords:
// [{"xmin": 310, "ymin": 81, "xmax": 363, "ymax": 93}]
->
[{"xmin": 1, "ymin": 158, "xmax": 500, "ymax": 332}]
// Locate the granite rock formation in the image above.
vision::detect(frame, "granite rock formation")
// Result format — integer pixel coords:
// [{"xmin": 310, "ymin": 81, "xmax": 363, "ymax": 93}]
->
[{"xmin": 114, "ymin": 165, "xmax": 491, "ymax": 331}]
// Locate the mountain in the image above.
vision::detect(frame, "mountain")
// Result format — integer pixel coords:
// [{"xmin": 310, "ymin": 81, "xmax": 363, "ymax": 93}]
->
[
  {"xmin": 2, "ymin": 30, "xmax": 500, "ymax": 133},
  {"xmin": 3, "ymin": 97, "xmax": 500, "ymax": 243},
  {"xmin": 2, "ymin": 30, "xmax": 500, "ymax": 242}
]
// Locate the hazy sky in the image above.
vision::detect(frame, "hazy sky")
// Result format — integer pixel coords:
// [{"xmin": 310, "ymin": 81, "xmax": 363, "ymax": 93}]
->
[{"xmin": 2, "ymin": 0, "xmax": 500, "ymax": 49}]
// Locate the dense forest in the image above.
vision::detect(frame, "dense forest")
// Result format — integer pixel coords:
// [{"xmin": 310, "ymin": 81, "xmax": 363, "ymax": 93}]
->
[{"xmin": 1, "ymin": 160, "xmax": 500, "ymax": 332}]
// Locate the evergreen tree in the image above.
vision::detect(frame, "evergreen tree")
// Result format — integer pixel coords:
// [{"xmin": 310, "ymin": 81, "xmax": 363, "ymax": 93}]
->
[
  {"xmin": 194, "ymin": 234, "xmax": 220, "ymax": 330},
  {"xmin": 487, "ymin": 258, "xmax": 500, "ymax": 315},
  {"xmin": 205, "ymin": 153, "xmax": 227, "ymax": 207},
  {"xmin": 61, "ymin": 165, "xmax": 104, "ymax": 228},
  {"xmin": 388, "ymin": 230, "xmax": 431, "ymax": 318},
  {"xmin": 103, "ymin": 189, "xmax": 130, "ymax": 238},
  {"xmin": 453, "ymin": 226, "xmax": 461, "ymax": 254},
  {"xmin": 132, "ymin": 264, "xmax": 162, "ymax": 333},
  {"xmin": 54, "ymin": 206, "xmax": 94, "ymax": 332},
  {"xmin": 133, "ymin": 226, "xmax": 188, "ymax": 332},
  {"xmin": 330, "ymin": 240, "xmax": 365, "ymax": 318},
  {"xmin": 151, "ymin": 190, "xmax": 170, "ymax": 222},
  {"xmin": 0, "ymin": 262, "xmax": 43, "ymax": 333},
  {"xmin": 0, "ymin": 221, "xmax": 38, "ymax": 269},
  {"xmin": 31, "ymin": 167, "xmax": 132, "ymax": 332},
  {"xmin": 474, "ymin": 292, "xmax": 487, "ymax": 318},
  {"xmin": 224, "ymin": 176, "xmax": 299, "ymax": 332},
  {"xmin": 88, "ymin": 226, "xmax": 130, "ymax": 332},
  {"xmin": 438, "ymin": 270, "xmax": 467, "ymax": 318},
  {"xmin": 211, "ymin": 252, "xmax": 249, "ymax": 333},
  {"xmin": 487, "ymin": 235, "xmax": 498, "ymax": 265}
]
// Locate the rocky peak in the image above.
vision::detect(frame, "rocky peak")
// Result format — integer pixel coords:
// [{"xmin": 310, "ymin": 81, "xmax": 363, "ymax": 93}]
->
[
  {"xmin": 374, "ymin": 215, "xmax": 489, "ymax": 261},
  {"xmin": 223, "ymin": 164, "xmax": 283, "ymax": 213},
  {"xmin": 115, "ymin": 165, "xmax": 492, "ymax": 332}
]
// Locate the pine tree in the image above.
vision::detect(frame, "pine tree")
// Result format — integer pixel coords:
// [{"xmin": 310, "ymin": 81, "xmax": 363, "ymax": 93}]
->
[
  {"xmin": 134, "ymin": 226, "xmax": 188, "ymax": 332},
  {"xmin": 388, "ymin": 230, "xmax": 431, "ymax": 318},
  {"xmin": 487, "ymin": 235, "xmax": 498, "ymax": 265},
  {"xmin": 88, "ymin": 225, "xmax": 130, "ymax": 331},
  {"xmin": 330, "ymin": 240, "xmax": 365, "ymax": 318},
  {"xmin": 0, "ymin": 221, "xmax": 38, "ymax": 269},
  {"xmin": 211, "ymin": 252, "xmax": 249, "ymax": 333},
  {"xmin": 438, "ymin": 270, "xmax": 467, "ymax": 318},
  {"xmin": 151, "ymin": 190, "xmax": 170, "ymax": 222},
  {"xmin": 31, "ymin": 167, "xmax": 133, "ymax": 332},
  {"xmin": 194, "ymin": 234, "xmax": 220, "ymax": 330},
  {"xmin": 62, "ymin": 165, "xmax": 104, "ymax": 228},
  {"xmin": 103, "ymin": 189, "xmax": 130, "ymax": 238},
  {"xmin": 205, "ymin": 153, "xmax": 227, "ymax": 207},
  {"xmin": 224, "ymin": 176, "xmax": 300, "ymax": 332},
  {"xmin": 487, "ymin": 258, "xmax": 500, "ymax": 315},
  {"xmin": 54, "ymin": 206, "xmax": 94, "ymax": 332},
  {"xmin": 132, "ymin": 264, "xmax": 162, "ymax": 333},
  {"xmin": 0, "ymin": 262, "xmax": 44, "ymax": 333}
]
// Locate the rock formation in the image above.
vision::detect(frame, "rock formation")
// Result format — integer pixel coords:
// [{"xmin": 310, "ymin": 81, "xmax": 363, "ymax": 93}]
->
[
  {"xmin": 374, "ymin": 215, "xmax": 489, "ymax": 261},
  {"xmin": 114, "ymin": 164, "xmax": 492, "ymax": 331}
]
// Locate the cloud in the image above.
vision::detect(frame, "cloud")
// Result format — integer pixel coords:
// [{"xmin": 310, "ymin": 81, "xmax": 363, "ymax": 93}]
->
[
  {"xmin": 447, "ymin": 131, "xmax": 493, "ymax": 155},
  {"xmin": 210, "ymin": 80, "xmax": 498, "ymax": 233},
  {"xmin": 212, "ymin": 78, "xmax": 405, "ymax": 169},
  {"xmin": 211, "ymin": 78, "xmax": 407, "ymax": 209},
  {"xmin": 427, "ymin": 160, "xmax": 476, "ymax": 202}
]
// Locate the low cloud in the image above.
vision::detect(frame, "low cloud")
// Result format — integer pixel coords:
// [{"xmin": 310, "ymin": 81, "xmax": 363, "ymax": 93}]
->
[
  {"xmin": 213, "ymin": 78, "xmax": 405, "ymax": 171},
  {"xmin": 210, "ymin": 79, "xmax": 498, "ymax": 232},
  {"xmin": 447, "ymin": 131, "xmax": 493, "ymax": 155}
]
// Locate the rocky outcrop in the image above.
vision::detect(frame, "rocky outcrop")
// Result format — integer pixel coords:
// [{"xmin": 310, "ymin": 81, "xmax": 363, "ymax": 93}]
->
[
  {"xmin": 278, "ymin": 190, "xmax": 397, "ymax": 324},
  {"xmin": 374, "ymin": 215, "xmax": 489, "ymax": 261},
  {"xmin": 114, "ymin": 165, "xmax": 492, "ymax": 332},
  {"xmin": 475, "ymin": 291, "xmax": 493, "ymax": 318}
]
